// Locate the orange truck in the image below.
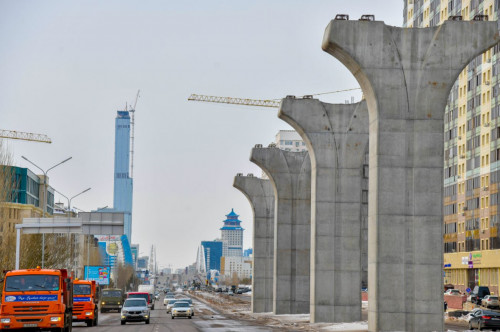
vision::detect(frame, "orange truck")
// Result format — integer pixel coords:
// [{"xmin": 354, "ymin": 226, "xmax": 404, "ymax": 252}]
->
[
  {"xmin": 72, "ymin": 279, "xmax": 99, "ymax": 327},
  {"xmin": 0, "ymin": 267, "xmax": 73, "ymax": 331}
]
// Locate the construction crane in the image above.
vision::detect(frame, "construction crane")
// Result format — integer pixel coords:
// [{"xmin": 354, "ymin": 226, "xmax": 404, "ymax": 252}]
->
[
  {"xmin": 128, "ymin": 90, "xmax": 140, "ymax": 178},
  {"xmin": 187, "ymin": 87, "xmax": 361, "ymax": 108},
  {"xmin": 0, "ymin": 129, "xmax": 52, "ymax": 143}
]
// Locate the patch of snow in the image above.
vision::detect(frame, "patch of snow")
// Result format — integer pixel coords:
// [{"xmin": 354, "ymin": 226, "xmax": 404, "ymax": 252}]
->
[{"xmin": 320, "ymin": 321, "xmax": 368, "ymax": 331}]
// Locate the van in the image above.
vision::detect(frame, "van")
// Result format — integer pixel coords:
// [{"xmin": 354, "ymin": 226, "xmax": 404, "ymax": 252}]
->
[{"xmin": 471, "ymin": 286, "xmax": 490, "ymax": 304}]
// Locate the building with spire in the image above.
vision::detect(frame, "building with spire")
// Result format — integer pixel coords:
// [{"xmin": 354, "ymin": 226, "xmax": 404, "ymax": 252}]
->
[{"xmin": 220, "ymin": 209, "xmax": 244, "ymax": 257}]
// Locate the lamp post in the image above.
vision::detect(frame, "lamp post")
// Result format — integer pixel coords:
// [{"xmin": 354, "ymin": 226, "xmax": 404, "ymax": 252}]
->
[
  {"xmin": 21, "ymin": 156, "xmax": 72, "ymax": 268},
  {"xmin": 53, "ymin": 187, "xmax": 91, "ymax": 277}
]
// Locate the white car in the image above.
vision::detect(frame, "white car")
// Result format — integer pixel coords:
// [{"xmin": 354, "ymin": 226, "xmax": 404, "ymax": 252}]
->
[
  {"xmin": 163, "ymin": 294, "xmax": 175, "ymax": 306},
  {"xmin": 482, "ymin": 295, "xmax": 499, "ymax": 308},
  {"xmin": 171, "ymin": 301, "xmax": 193, "ymax": 319},
  {"xmin": 166, "ymin": 299, "xmax": 178, "ymax": 313},
  {"xmin": 444, "ymin": 289, "xmax": 461, "ymax": 296}
]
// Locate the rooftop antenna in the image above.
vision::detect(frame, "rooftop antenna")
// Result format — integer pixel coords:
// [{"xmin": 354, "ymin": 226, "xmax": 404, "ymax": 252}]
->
[{"xmin": 130, "ymin": 90, "xmax": 140, "ymax": 178}]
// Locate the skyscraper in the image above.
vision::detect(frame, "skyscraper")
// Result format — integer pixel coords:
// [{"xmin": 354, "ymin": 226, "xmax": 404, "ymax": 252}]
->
[
  {"xmin": 404, "ymin": 0, "xmax": 500, "ymax": 294},
  {"xmin": 220, "ymin": 209, "xmax": 244, "ymax": 257},
  {"xmin": 113, "ymin": 111, "xmax": 133, "ymax": 241}
]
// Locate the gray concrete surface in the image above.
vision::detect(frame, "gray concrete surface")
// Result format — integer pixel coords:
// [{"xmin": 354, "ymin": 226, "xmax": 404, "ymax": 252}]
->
[
  {"xmin": 250, "ymin": 146, "xmax": 311, "ymax": 314},
  {"xmin": 322, "ymin": 19, "xmax": 499, "ymax": 331},
  {"xmin": 233, "ymin": 174, "xmax": 274, "ymax": 313},
  {"xmin": 279, "ymin": 97, "xmax": 369, "ymax": 323}
]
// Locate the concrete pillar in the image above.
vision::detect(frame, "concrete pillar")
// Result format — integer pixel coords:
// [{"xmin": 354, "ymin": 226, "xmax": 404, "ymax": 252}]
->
[
  {"xmin": 233, "ymin": 174, "xmax": 274, "ymax": 313},
  {"xmin": 250, "ymin": 146, "xmax": 310, "ymax": 314},
  {"xmin": 279, "ymin": 97, "xmax": 369, "ymax": 323},
  {"xmin": 322, "ymin": 19, "xmax": 499, "ymax": 331}
]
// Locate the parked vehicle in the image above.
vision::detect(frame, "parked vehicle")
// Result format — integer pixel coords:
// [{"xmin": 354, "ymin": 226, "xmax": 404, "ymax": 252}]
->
[
  {"xmin": 0, "ymin": 267, "xmax": 73, "ymax": 331},
  {"xmin": 444, "ymin": 289, "xmax": 461, "ymax": 296},
  {"xmin": 171, "ymin": 301, "xmax": 193, "ymax": 319},
  {"xmin": 471, "ymin": 286, "xmax": 491, "ymax": 304},
  {"xmin": 120, "ymin": 298, "xmax": 150, "ymax": 325},
  {"xmin": 468, "ymin": 309, "xmax": 500, "ymax": 330},
  {"xmin": 166, "ymin": 299, "xmax": 178, "ymax": 313},
  {"xmin": 100, "ymin": 288, "xmax": 124, "ymax": 313},
  {"xmin": 482, "ymin": 295, "xmax": 499, "ymax": 309},
  {"xmin": 73, "ymin": 279, "xmax": 100, "ymax": 327}
]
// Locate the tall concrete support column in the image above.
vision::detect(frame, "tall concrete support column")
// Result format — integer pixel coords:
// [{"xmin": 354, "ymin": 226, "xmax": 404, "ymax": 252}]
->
[
  {"xmin": 322, "ymin": 19, "xmax": 499, "ymax": 331},
  {"xmin": 250, "ymin": 146, "xmax": 311, "ymax": 314},
  {"xmin": 233, "ymin": 174, "xmax": 274, "ymax": 313},
  {"xmin": 278, "ymin": 98, "xmax": 369, "ymax": 323}
]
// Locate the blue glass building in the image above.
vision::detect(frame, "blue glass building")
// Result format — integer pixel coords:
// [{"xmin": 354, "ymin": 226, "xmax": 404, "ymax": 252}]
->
[
  {"xmin": 201, "ymin": 241, "xmax": 223, "ymax": 271},
  {"xmin": 113, "ymin": 111, "xmax": 133, "ymax": 241}
]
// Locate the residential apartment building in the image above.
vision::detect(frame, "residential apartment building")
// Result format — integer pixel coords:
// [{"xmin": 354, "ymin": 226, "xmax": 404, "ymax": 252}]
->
[
  {"xmin": 404, "ymin": 0, "xmax": 500, "ymax": 293},
  {"xmin": 275, "ymin": 130, "xmax": 307, "ymax": 152},
  {"xmin": 220, "ymin": 256, "xmax": 252, "ymax": 279}
]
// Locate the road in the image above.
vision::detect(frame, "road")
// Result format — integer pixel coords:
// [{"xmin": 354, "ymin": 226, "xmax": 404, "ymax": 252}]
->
[{"xmin": 72, "ymin": 294, "xmax": 275, "ymax": 332}]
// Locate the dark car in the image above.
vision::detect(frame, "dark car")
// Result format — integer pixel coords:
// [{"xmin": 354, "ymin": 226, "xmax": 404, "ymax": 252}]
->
[
  {"xmin": 468, "ymin": 309, "xmax": 500, "ymax": 331},
  {"xmin": 471, "ymin": 286, "xmax": 491, "ymax": 304}
]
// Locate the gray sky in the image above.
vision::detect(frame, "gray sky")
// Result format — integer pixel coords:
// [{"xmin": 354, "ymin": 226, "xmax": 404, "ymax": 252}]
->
[{"xmin": 0, "ymin": 0, "xmax": 403, "ymax": 270}]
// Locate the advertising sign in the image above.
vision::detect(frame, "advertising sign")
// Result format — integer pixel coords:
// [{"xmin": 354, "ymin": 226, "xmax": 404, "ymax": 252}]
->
[{"xmin": 84, "ymin": 266, "xmax": 110, "ymax": 285}]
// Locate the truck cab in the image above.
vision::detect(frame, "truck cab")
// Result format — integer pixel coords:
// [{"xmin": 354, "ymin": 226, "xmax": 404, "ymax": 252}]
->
[
  {"xmin": 0, "ymin": 267, "xmax": 73, "ymax": 331},
  {"xmin": 100, "ymin": 288, "xmax": 124, "ymax": 313},
  {"xmin": 73, "ymin": 279, "xmax": 99, "ymax": 327}
]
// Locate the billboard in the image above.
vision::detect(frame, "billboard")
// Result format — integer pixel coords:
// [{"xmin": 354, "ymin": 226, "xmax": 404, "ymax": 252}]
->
[{"xmin": 84, "ymin": 266, "xmax": 110, "ymax": 285}]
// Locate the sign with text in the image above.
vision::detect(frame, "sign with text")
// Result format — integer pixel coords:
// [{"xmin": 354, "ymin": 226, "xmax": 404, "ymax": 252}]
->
[{"xmin": 84, "ymin": 266, "xmax": 110, "ymax": 285}]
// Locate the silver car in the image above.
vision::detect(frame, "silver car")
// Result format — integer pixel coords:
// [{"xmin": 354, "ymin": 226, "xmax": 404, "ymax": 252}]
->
[
  {"xmin": 171, "ymin": 301, "xmax": 193, "ymax": 319},
  {"xmin": 482, "ymin": 295, "xmax": 499, "ymax": 308},
  {"xmin": 121, "ymin": 298, "xmax": 150, "ymax": 325}
]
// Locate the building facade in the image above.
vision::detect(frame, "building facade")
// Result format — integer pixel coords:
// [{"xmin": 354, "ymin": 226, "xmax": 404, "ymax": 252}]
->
[
  {"xmin": 404, "ymin": 0, "xmax": 500, "ymax": 294},
  {"xmin": 202, "ymin": 240, "xmax": 223, "ymax": 271},
  {"xmin": 220, "ymin": 209, "xmax": 244, "ymax": 257},
  {"xmin": 1, "ymin": 166, "xmax": 55, "ymax": 244},
  {"xmin": 275, "ymin": 130, "xmax": 307, "ymax": 152},
  {"xmin": 220, "ymin": 256, "xmax": 252, "ymax": 279}
]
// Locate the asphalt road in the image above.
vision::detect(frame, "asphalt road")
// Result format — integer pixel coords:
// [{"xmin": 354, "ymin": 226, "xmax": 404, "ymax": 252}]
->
[{"xmin": 72, "ymin": 293, "xmax": 274, "ymax": 332}]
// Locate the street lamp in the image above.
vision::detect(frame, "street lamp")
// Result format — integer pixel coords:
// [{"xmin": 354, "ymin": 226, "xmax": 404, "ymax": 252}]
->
[
  {"xmin": 21, "ymin": 156, "xmax": 72, "ymax": 268},
  {"xmin": 52, "ymin": 187, "xmax": 91, "ymax": 277}
]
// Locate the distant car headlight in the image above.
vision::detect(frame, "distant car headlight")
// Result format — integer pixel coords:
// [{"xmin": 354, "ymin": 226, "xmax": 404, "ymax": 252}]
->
[
  {"xmin": 142, "ymin": 310, "xmax": 148, "ymax": 313},
  {"xmin": 1, "ymin": 318, "xmax": 11, "ymax": 323},
  {"xmin": 122, "ymin": 310, "xmax": 128, "ymax": 314},
  {"xmin": 117, "ymin": 302, "xmax": 121, "ymax": 304},
  {"xmin": 101, "ymin": 302, "xmax": 106, "ymax": 305},
  {"xmin": 50, "ymin": 317, "xmax": 61, "ymax": 322}
]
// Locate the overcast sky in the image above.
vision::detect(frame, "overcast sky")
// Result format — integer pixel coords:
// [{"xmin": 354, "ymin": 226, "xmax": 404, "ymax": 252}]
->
[{"xmin": 0, "ymin": 0, "xmax": 403, "ymax": 270}]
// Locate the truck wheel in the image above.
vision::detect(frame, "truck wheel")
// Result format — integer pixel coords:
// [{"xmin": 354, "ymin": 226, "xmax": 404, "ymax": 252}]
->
[{"xmin": 86, "ymin": 320, "xmax": 93, "ymax": 327}]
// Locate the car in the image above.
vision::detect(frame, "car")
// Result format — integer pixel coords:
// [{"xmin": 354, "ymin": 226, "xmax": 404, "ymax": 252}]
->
[
  {"xmin": 166, "ymin": 299, "xmax": 178, "ymax": 313},
  {"xmin": 164, "ymin": 293, "xmax": 175, "ymax": 306},
  {"xmin": 468, "ymin": 309, "xmax": 500, "ymax": 331},
  {"xmin": 120, "ymin": 298, "xmax": 150, "ymax": 325},
  {"xmin": 127, "ymin": 292, "xmax": 152, "ymax": 309},
  {"xmin": 482, "ymin": 295, "xmax": 499, "ymax": 309},
  {"xmin": 177, "ymin": 298, "xmax": 194, "ymax": 316},
  {"xmin": 227, "ymin": 290, "xmax": 234, "ymax": 296},
  {"xmin": 444, "ymin": 289, "xmax": 461, "ymax": 296},
  {"xmin": 171, "ymin": 301, "xmax": 193, "ymax": 319}
]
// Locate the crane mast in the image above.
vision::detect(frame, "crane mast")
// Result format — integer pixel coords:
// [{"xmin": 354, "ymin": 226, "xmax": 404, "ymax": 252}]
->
[{"xmin": 129, "ymin": 90, "xmax": 140, "ymax": 178}]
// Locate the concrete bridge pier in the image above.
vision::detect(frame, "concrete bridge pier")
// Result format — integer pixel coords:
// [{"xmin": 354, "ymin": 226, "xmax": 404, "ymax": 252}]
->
[
  {"xmin": 250, "ymin": 146, "xmax": 311, "ymax": 314},
  {"xmin": 322, "ymin": 18, "xmax": 499, "ymax": 331},
  {"xmin": 233, "ymin": 174, "xmax": 274, "ymax": 313},
  {"xmin": 279, "ymin": 98, "xmax": 369, "ymax": 323}
]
